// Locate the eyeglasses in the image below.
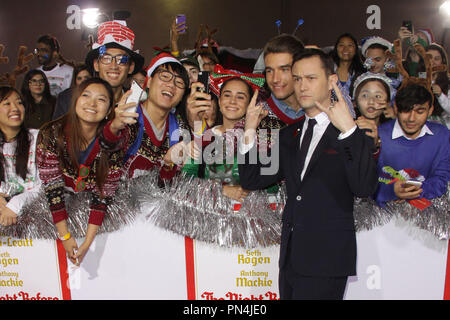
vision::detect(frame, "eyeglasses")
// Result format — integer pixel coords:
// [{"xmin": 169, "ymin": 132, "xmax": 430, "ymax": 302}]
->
[
  {"xmin": 99, "ymin": 54, "xmax": 130, "ymax": 66},
  {"xmin": 29, "ymin": 79, "xmax": 45, "ymax": 86},
  {"xmin": 156, "ymin": 70, "xmax": 186, "ymax": 89},
  {"xmin": 75, "ymin": 165, "xmax": 90, "ymax": 192}
]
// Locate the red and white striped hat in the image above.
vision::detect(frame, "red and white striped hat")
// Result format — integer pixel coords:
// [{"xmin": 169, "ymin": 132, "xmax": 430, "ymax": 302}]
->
[{"xmin": 146, "ymin": 52, "xmax": 181, "ymax": 77}]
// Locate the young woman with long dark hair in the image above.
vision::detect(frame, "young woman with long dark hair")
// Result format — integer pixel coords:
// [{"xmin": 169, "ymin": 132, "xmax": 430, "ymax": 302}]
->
[
  {"xmin": 36, "ymin": 77, "xmax": 122, "ymax": 265},
  {"xmin": 330, "ymin": 33, "xmax": 365, "ymax": 98},
  {"xmin": 20, "ymin": 69, "xmax": 56, "ymax": 129},
  {"xmin": 0, "ymin": 86, "xmax": 41, "ymax": 226}
]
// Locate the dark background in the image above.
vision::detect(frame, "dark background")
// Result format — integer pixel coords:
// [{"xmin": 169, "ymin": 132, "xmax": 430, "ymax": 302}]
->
[{"xmin": 0, "ymin": 0, "xmax": 449, "ymax": 76}]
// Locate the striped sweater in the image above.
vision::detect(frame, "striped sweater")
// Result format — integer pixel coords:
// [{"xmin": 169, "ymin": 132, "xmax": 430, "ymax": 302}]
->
[
  {"xmin": 101, "ymin": 106, "xmax": 190, "ymax": 179},
  {"xmin": 36, "ymin": 120, "xmax": 124, "ymax": 226}
]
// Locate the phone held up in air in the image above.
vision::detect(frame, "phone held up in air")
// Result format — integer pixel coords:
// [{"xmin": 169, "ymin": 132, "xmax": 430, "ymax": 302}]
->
[
  {"xmin": 402, "ymin": 20, "xmax": 413, "ymax": 33},
  {"xmin": 125, "ymin": 80, "xmax": 145, "ymax": 113},
  {"xmin": 176, "ymin": 14, "xmax": 187, "ymax": 34},
  {"xmin": 197, "ymin": 71, "xmax": 210, "ymax": 95}
]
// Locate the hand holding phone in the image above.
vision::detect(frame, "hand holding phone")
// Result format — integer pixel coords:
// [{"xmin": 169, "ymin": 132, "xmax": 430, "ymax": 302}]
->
[
  {"xmin": 197, "ymin": 72, "xmax": 210, "ymax": 93},
  {"xmin": 176, "ymin": 14, "xmax": 187, "ymax": 34},
  {"xmin": 125, "ymin": 80, "xmax": 144, "ymax": 113},
  {"xmin": 404, "ymin": 180, "xmax": 422, "ymax": 188},
  {"xmin": 402, "ymin": 20, "xmax": 413, "ymax": 33}
]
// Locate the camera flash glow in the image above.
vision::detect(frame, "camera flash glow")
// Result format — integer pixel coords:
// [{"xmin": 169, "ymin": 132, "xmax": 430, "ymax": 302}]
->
[
  {"xmin": 82, "ymin": 8, "xmax": 100, "ymax": 29},
  {"xmin": 440, "ymin": 1, "xmax": 450, "ymax": 16}
]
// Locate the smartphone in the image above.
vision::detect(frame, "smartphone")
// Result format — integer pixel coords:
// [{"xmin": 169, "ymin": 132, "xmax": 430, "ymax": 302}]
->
[
  {"xmin": 402, "ymin": 20, "xmax": 413, "ymax": 33},
  {"xmin": 330, "ymin": 89, "xmax": 338, "ymax": 104},
  {"xmin": 125, "ymin": 80, "xmax": 144, "ymax": 113},
  {"xmin": 176, "ymin": 14, "xmax": 186, "ymax": 34},
  {"xmin": 197, "ymin": 71, "xmax": 210, "ymax": 94},
  {"xmin": 405, "ymin": 180, "xmax": 422, "ymax": 188}
]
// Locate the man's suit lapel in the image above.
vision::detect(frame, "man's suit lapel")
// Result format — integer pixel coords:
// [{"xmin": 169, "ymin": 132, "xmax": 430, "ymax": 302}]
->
[{"xmin": 301, "ymin": 123, "xmax": 339, "ymax": 183}]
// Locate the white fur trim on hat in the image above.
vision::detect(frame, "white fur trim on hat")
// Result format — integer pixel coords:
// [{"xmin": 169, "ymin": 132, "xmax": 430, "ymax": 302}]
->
[
  {"xmin": 361, "ymin": 37, "xmax": 393, "ymax": 57},
  {"xmin": 92, "ymin": 35, "xmax": 133, "ymax": 50},
  {"xmin": 416, "ymin": 29, "xmax": 433, "ymax": 45},
  {"xmin": 352, "ymin": 71, "xmax": 393, "ymax": 98},
  {"xmin": 146, "ymin": 55, "xmax": 181, "ymax": 78}
]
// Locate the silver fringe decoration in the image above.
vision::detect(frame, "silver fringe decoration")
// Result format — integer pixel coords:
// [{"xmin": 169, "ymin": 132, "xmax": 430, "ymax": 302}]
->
[
  {"xmin": 1, "ymin": 169, "xmax": 447, "ymax": 245},
  {"xmin": 0, "ymin": 182, "xmax": 140, "ymax": 240},
  {"xmin": 133, "ymin": 171, "xmax": 286, "ymax": 248},
  {"xmin": 353, "ymin": 184, "xmax": 450, "ymax": 240}
]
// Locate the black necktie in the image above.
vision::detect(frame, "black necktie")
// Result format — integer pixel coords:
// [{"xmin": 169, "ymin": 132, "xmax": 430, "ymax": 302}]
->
[{"xmin": 298, "ymin": 118, "xmax": 317, "ymax": 175}]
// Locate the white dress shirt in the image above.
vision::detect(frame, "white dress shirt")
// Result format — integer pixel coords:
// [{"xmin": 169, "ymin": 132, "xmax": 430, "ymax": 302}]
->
[
  {"xmin": 392, "ymin": 119, "xmax": 434, "ymax": 140},
  {"xmin": 300, "ymin": 112, "xmax": 356, "ymax": 180},
  {"xmin": 239, "ymin": 112, "xmax": 357, "ymax": 181},
  {"xmin": 299, "ymin": 112, "xmax": 329, "ymax": 180}
]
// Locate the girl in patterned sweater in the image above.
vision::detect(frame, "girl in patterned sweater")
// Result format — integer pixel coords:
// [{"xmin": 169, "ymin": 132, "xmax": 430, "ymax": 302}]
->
[
  {"xmin": 36, "ymin": 78, "xmax": 123, "ymax": 265},
  {"xmin": 0, "ymin": 87, "xmax": 41, "ymax": 226}
]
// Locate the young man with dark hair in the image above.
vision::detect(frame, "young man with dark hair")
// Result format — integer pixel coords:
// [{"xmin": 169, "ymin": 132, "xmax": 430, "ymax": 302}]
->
[
  {"xmin": 261, "ymin": 33, "xmax": 305, "ymax": 124},
  {"xmin": 261, "ymin": 35, "xmax": 355, "ymax": 126},
  {"xmin": 239, "ymin": 48, "xmax": 378, "ymax": 299},
  {"xmin": 35, "ymin": 35, "xmax": 73, "ymax": 96},
  {"xmin": 361, "ymin": 37, "xmax": 391, "ymax": 75},
  {"xmin": 85, "ymin": 21, "xmax": 145, "ymax": 104},
  {"xmin": 376, "ymin": 83, "xmax": 449, "ymax": 207},
  {"xmin": 102, "ymin": 52, "xmax": 190, "ymax": 179}
]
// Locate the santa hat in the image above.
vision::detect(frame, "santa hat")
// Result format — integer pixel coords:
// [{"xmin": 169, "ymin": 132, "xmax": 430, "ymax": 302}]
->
[
  {"xmin": 416, "ymin": 29, "xmax": 434, "ymax": 46},
  {"xmin": 85, "ymin": 20, "xmax": 144, "ymax": 75},
  {"xmin": 144, "ymin": 52, "xmax": 182, "ymax": 87},
  {"xmin": 361, "ymin": 36, "xmax": 393, "ymax": 57}
]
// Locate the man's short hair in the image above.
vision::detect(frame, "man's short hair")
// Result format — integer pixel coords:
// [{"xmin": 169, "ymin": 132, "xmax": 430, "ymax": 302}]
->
[
  {"xmin": 367, "ymin": 43, "xmax": 388, "ymax": 52},
  {"xmin": 395, "ymin": 83, "xmax": 433, "ymax": 113},
  {"xmin": 37, "ymin": 35, "xmax": 60, "ymax": 53},
  {"xmin": 263, "ymin": 33, "xmax": 304, "ymax": 58},
  {"xmin": 292, "ymin": 48, "xmax": 335, "ymax": 76}
]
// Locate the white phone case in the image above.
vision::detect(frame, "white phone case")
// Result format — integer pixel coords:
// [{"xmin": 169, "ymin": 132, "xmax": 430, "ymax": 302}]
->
[
  {"xmin": 405, "ymin": 180, "xmax": 422, "ymax": 187},
  {"xmin": 126, "ymin": 80, "xmax": 144, "ymax": 113}
]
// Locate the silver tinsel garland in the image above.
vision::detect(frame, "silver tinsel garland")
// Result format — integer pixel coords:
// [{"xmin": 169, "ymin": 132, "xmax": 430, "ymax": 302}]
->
[
  {"xmin": 0, "ymin": 170, "xmax": 448, "ymax": 246},
  {"xmin": 353, "ymin": 184, "xmax": 449, "ymax": 240},
  {"xmin": 0, "ymin": 182, "xmax": 140, "ymax": 240},
  {"xmin": 134, "ymin": 171, "xmax": 285, "ymax": 248}
]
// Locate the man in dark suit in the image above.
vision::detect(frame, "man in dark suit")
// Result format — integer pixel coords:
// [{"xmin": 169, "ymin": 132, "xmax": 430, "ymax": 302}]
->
[{"xmin": 238, "ymin": 49, "xmax": 378, "ymax": 299}]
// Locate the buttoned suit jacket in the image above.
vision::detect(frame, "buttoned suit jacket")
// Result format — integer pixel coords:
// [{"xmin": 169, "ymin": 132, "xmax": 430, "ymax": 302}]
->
[{"xmin": 238, "ymin": 119, "xmax": 378, "ymax": 277}]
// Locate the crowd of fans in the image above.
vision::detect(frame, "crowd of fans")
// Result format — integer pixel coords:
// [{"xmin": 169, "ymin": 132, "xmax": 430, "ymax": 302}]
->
[{"xmin": 0, "ymin": 17, "xmax": 448, "ymax": 299}]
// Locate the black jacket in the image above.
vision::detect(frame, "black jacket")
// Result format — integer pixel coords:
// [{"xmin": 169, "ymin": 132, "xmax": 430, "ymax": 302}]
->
[{"xmin": 238, "ymin": 119, "xmax": 378, "ymax": 277}]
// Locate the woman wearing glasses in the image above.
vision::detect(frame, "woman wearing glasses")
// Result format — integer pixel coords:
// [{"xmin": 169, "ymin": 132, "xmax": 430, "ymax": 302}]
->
[
  {"xmin": 20, "ymin": 69, "xmax": 56, "ymax": 129},
  {"xmin": 36, "ymin": 78, "xmax": 123, "ymax": 265}
]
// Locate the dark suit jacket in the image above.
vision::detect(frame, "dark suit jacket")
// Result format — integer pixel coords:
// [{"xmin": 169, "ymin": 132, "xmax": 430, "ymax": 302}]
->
[{"xmin": 238, "ymin": 119, "xmax": 378, "ymax": 277}]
